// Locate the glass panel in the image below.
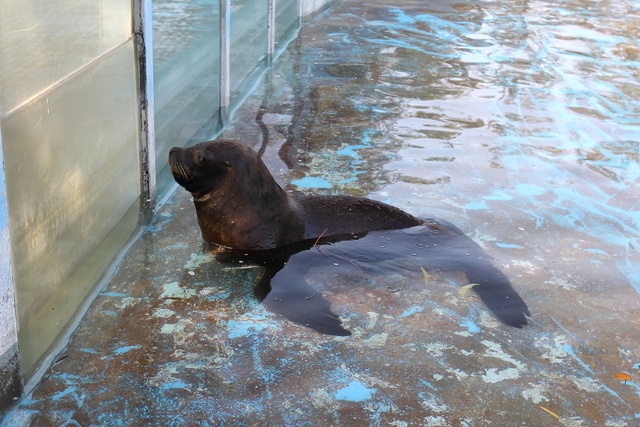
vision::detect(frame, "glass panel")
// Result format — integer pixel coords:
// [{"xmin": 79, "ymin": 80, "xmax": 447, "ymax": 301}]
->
[
  {"xmin": 0, "ymin": 0, "xmax": 132, "ymax": 115},
  {"xmin": 230, "ymin": 0, "xmax": 268, "ymax": 108},
  {"xmin": 1, "ymin": 41, "xmax": 141, "ymax": 375},
  {"xmin": 275, "ymin": 0, "xmax": 299, "ymax": 51},
  {"xmin": 152, "ymin": 0, "xmax": 221, "ymax": 192}
]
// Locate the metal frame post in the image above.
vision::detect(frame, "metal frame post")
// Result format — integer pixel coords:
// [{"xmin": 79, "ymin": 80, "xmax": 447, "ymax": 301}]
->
[
  {"xmin": 267, "ymin": 0, "xmax": 276, "ymax": 65},
  {"xmin": 133, "ymin": 0, "xmax": 157, "ymax": 222},
  {"xmin": 220, "ymin": 0, "xmax": 231, "ymax": 126}
]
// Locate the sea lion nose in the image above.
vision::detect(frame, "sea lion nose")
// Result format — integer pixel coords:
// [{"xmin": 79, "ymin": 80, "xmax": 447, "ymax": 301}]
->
[{"xmin": 168, "ymin": 147, "xmax": 179, "ymax": 159}]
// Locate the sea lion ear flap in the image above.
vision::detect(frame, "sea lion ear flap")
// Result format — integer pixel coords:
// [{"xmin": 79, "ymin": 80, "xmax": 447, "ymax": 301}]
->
[{"xmin": 224, "ymin": 160, "xmax": 232, "ymax": 168}]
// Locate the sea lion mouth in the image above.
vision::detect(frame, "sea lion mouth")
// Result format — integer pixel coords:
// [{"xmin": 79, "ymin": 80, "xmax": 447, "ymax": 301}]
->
[{"xmin": 168, "ymin": 148, "xmax": 193, "ymax": 184}]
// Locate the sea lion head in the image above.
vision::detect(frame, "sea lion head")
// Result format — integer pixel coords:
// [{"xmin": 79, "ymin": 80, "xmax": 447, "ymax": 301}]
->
[
  {"xmin": 168, "ymin": 140, "xmax": 305, "ymax": 249},
  {"xmin": 168, "ymin": 140, "xmax": 240, "ymax": 198}
]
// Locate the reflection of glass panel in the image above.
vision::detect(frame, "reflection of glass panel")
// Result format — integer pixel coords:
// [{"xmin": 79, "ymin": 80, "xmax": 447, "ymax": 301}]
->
[
  {"xmin": 275, "ymin": 0, "xmax": 299, "ymax": 51},
  {"xmin": 230, "ymin": 0, "xmax": 268, "ymax": 108},
  {"xmin": 2, "ymin": 41, "xmax": 141, "ymax": 374},
  {"xmin": 0, "ymin": 0, "xmax": 132, "ymax": 115},
  {"xmin": 152, "ymin": 0, "xmax": 221, "ymax": 186}
]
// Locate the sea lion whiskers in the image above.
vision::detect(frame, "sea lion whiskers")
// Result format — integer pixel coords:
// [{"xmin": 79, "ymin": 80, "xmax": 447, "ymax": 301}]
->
[{"xmin": 168, "ymin": 156, "xmax": 193, "ymax": 182}]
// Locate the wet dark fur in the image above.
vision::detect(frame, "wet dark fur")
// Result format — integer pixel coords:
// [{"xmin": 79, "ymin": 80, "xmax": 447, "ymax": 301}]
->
[{"xmin": 169, "ymin": 139, "xmax": 530, "ymax": 334}]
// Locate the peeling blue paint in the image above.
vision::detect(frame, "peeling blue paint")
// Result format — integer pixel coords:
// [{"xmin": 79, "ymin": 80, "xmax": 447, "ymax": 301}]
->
[
  {"xmin": 51, "ymin": 387, "xmax": 78, "ymax": 401},
  {"xmin": 583, "ymin": 248, "xmax": 609, "ymax": 256},
  {"xmin": 562, "ymin": 344, "xmax": 594, "ymax": 374},
  {"xmin": 464, "ymin": 201, "xmax": 490, "ymax": 211},
  {"xmin": 335, "ymin": 381, "xmax": 375, "ymax": 402},
  {"xmin": 495, "ymin": 243, "xmax": 525, "ymax": 249},
  {"xmin": 515, "ymin": 184, "xmax": 547, "ymax": 196},
  {"xmin": 484, "ymin": 191, "xmax": 512, "ymax": 201},
  {"xmin": 114, "ymin": 345, "xmax": 141, "ymax": 355},
  {"xmin": 460, "ymin": 319, "xmax": 481, "ymax": 334},
  {"xmin": 227, "ymin": 319, "xmax": 269, "ymax": 338},
  {"xmin": 291, "ymin": 177, "xmax": 332, "ymax": 189},
  {"xmin": 100, "ymin": 292, "xmax": 127, "ymax": 297},
  {"xmin": 337, "ymin": 177, "xmax": 358, "ymax": 184},
  {"xmin": 337, "ymin": 145, "xmax": 367, "ymax": 159},
  {"xmin": 399, "ymin": 306, "xmax": 424, "ymax": 318},
  {"xmin": 159, "ymin": 381, "xmax": 188, "ymax": 390},
  {"xmin": 418, "ymin": 379, "xmax": 437, "ymax": 391}
]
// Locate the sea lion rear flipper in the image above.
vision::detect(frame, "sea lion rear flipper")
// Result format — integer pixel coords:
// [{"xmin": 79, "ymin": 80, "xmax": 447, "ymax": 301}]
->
[
  {"xmin": 465, "ymin": 263, "xmax": 530, "ymax": 327},
  {"xmin": 256, "ymin": 251, "xmax": 351, "ymax": 336}
]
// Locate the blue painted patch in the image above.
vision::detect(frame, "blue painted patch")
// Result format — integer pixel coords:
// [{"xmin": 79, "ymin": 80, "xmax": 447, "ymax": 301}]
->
[
  {"xmin": 337, "ymin": 144, "xmax": 367, "ymax": 159},
  {"xmin": 291, "ymin": 177, "xmax": 332, "ymax": 189},
  {"xmin": 100, "ymin": 292, "xmax": 127, "ymax": 297},
  {"xmin": 418, "ymin": 379, "xmax": 437, "ymax": 391},
  {"xmin": 114, "ymin": 345, "xmax": 141, "ymax": 355},
  {"xmin": 51, "ymin": 387, "xmax": 78, "ymax": 401},
  {"xmin": 583, "ymin": 248, "xmax": 610, "ymax": 256},
  {"xmin": 464, "ymin": 201, "xmax": 490, "ymax": 210},
  {"xmin": 460, "ymin": 319, "xmax": 481, "ymax": 334},
  {"xmin": 399, "ymin": 306, "xmax": 424, "ymax": 318},
  {"xmin": 485, "ymin": 190, "xmax": 513, "ymax": 201},
  {"xmin": 388, "ymin": 8, "xmax": 415, "ymax": 25},
  {"xmin": 495, "ymin": 243, "xmax": 525, "ymax": 249},
  {"xmin": 515, "ymin": 183, "xmax": 547, "ymax": 196},
  {"xmin": 335, "ymin": 381, "xmax": 375, "ymax": 402},
  {"xmin": 227, "ymin": 319, "xmax": 268, "ymax": 338},
  {"xmin": 562, "ymin": 344, "xmax": 594, "ymax": 374},
  {"xmin": 159, "ymin": 381, "xmax": 188, "ymax": 390},
  {"xmin": 337, "ymin": 177, "xmax": 358, "ymax": 184}
]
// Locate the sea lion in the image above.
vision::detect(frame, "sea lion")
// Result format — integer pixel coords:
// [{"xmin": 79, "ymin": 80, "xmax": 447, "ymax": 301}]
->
[{"xmin": 169, "ymin": 139, "xmax": 530, "ymax": 334}]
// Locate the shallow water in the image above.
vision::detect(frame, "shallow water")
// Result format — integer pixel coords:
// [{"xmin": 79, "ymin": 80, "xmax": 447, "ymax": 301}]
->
[{"xmin": 4, "ymin": 0, "xmax": 640, "ymax": 425}]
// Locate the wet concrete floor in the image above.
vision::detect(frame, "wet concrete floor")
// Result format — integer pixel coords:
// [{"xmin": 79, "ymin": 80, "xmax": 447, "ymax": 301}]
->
[{"xmin": 4, "ymin": 0, "xmax": 640, "ymax": 425}]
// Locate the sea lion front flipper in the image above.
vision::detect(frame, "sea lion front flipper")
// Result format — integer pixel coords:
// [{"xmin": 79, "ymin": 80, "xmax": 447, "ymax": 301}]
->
[{"xmin": 256, "ymin": 249, "xmax": 351, "ymax": 336}]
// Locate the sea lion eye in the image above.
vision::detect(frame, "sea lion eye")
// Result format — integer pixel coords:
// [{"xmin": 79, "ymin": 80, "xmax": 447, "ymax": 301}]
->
[{"xmin": 199, "ymin": 156, "xmax": 207, "ymax": 163}]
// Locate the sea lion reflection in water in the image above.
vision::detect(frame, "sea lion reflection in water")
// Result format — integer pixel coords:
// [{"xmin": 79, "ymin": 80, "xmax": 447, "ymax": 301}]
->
[{"xmin": 169, "ymin": 140, "xmax": 530, "ymax": 335}]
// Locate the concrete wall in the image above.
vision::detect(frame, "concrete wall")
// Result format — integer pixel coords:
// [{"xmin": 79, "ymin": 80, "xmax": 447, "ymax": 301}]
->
[{"xmin": 0, "ymin": 130, "xmax": 22, "ymax": 417}]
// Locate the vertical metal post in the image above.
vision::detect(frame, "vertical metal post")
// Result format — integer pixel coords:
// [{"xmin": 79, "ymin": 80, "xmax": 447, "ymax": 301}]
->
[
  {"xmin": 133, "ymin": 0, "xmax": 157, "ymax": 222},
  {"xmin": 298, "ymin": 0, "xmax": 304, "ymax": 24},
  {"xmin": 220, "ymin": 0, "xmax": 231, "ymax": 126},
  {"xmin": 267, "ymin": 0, "xmax": 276, "ymax": 65}
]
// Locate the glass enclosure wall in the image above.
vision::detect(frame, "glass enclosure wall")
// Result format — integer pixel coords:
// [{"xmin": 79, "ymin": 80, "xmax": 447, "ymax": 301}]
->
[
  {"xmin": 152, "ymin": 0, "xmax": 221, "ymax": 191},
  {"xmin": 151, "ymin": 0, "xmax": 303, "ymax": 195},
  {"xmin": 276, "ymin": 0, "xmax": 301, "ymax": 52},
  {"xmin": 229, "ymin": 0, "xmax": 269, "ymax": 108},
  {"xmin": 0, "ymin": 0, "xmax": 141, "ymax": 378},
  {"xmin": 0, "ymin": 0, "xmax": 304, "ymax": 384}
]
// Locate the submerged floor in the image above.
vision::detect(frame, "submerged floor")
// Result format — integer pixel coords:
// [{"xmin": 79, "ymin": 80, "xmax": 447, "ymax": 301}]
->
[{"xmin": 4, "ymin": 0, "xmax": 640, "ymax": 425}]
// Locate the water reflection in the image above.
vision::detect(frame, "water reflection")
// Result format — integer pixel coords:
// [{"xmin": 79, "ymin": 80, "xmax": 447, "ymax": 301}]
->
[
  {"xmin": 271, "ymin": 0, "xmax": 639, "ymax": 196},
  {"xmin": 221, "ymin": 0, "xmax": 640, "ymax": 421}
]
